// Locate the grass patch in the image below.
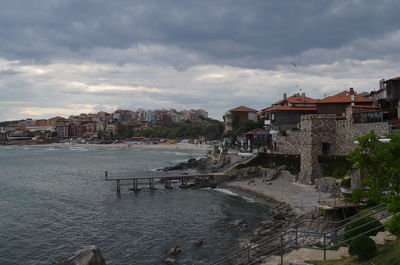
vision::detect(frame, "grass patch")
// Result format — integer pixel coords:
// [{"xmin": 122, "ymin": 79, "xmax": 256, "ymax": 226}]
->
[{"xmin": 307, "ymin": 239, "xmax": 400, "ymax": 265}]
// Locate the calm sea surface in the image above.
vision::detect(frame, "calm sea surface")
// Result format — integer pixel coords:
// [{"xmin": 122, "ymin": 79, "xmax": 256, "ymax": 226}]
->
[{"xmin": 0, "ymin": 145, "xmax": 271, "ymax": 265}]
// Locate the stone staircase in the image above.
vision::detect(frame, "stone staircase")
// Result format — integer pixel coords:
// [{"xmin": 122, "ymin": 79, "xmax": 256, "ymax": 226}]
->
[{"xmin": 261, "ymin": 232, "xmax": 398, "ymax": 265}]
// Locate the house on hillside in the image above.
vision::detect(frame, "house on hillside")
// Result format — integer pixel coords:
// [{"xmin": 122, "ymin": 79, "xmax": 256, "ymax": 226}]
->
[
  {"xmin": 260, "ymin": 93, "xmax": 318, "ymax": 131},
  {"xmin": 317, "ymin": 88, "xmax": 373, "ymax": 117},
  {"xmin": 223, "ymin": 106, "xmax": 258, "ymax": 134}
]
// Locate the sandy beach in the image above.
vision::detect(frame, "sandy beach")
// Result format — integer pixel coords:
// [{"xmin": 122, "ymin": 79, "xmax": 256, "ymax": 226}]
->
[
  {"xmin": 226, "ymin": 176, "xmax": 332, "ymax": 216},
  {"xmin": 15, "ymin": 142, "xmax": 212, "ymax": 151}
]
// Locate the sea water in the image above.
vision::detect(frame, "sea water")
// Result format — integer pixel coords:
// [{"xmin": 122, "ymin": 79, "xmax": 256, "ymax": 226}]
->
[{"xmin": 0, "ymin": 145, "xmax": 271, "ymax": 265}]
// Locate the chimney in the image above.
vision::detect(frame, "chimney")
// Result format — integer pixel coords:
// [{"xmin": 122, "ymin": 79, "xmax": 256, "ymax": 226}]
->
[
  {"xmin": 295, "ymin": 93, "xmax": 300, "ymax": 100},
  {"xmin": 283, "ymin": 93, "xmax": 287, "ymax": 100},
  {"xmin": 349, "ymin": 87, "xmax": 354, "ymax": 95},
  {"xmin": 301, "ymin": 92, "xmax": 306, "ymax": 101},
  {"xmin": 350, "ymin": 94, "xmax": 355, "ymax": 106}
]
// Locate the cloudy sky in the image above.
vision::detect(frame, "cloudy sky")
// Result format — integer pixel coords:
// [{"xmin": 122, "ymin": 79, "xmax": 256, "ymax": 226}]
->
[{"xmin": 1, "ymin": 0, "xmax": 400, "ymax": 121}]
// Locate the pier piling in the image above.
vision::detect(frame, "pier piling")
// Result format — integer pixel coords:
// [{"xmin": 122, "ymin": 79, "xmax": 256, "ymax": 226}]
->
[{"xmin": 105, "ymin": 172, "xmax": 219, "ymax": 193}]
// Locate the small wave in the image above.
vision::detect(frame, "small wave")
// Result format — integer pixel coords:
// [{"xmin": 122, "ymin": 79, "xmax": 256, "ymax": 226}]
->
[
  {"xmin": 45, "ymin": 148, "xmax": 60, "ymax": 151},
  {"xmin": 68, "ymin": 147, "xmax": 89, "ymax": 151},
  {"xmin": 174, "ymin": 152, "xmax": 188, "ymax": 156},
  {"xmin": 213, "ymin": 188, "xmax": 255, "ymax": 203}
]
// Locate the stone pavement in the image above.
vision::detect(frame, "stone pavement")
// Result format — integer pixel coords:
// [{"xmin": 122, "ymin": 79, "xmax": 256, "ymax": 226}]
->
[{"xmin": 261, "ymin": 231, "xmax": 398, "ymax": 265}]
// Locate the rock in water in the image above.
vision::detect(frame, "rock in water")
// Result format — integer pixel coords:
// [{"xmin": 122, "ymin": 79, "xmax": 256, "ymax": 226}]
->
[
  {"xmin": 167, "ymin": 246, "xmax": 182, "ymax": 256},
  {"xmin": 194, "ymin": 240, "xmax": 204, "ymax": 246},
  {"xmin": 163, "ymin": 258, "xmax": 176, "ymax": 264},
  {"xmin": 55, "ymin": 245, "xmax": 106, "ymax": 265},
  {"xmin": 230, "ymin": 218, "xmax": 246, "ymax": 228}
]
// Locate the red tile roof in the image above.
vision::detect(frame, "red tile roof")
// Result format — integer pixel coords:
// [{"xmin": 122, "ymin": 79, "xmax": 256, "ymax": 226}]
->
[
  {"xmin": 273, "ymin": 95, "xmax": 319, "ymax": 105},
  {"xmin": 264, "ymin": 106, "xmax": 318, "ymax": 112},
  {"xmin": 229, "ymin": 106, "xmax": 258, "ymax": 112},
  {"xmin": 319, "ymin": 90, "xmax": 372, "ymax": 104},
  {"xmin": 48, "ymin": 116, "xmax": 64, "ymax": 121}
]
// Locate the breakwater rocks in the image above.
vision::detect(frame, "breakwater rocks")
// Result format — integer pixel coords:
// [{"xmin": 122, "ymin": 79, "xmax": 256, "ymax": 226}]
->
[
  {"xmin": 236, "ymin": 201, "xmax": 296, "ymax": 248},
  {"xmin": 228, "ymin": 166, "xmax": 295, "ymax": 182},
  {"xmin": 160, "ymin": 157, "xmax": 212, "ymax": 171},
  {"xmin": 55, "ymin": 245, "xmax": 106, "ymax": 265}
]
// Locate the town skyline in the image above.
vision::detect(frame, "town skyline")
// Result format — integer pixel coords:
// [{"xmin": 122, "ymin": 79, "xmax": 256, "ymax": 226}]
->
[{"xmin": 1, "ymin": 1, "xmax": 400, "ymax": 121}]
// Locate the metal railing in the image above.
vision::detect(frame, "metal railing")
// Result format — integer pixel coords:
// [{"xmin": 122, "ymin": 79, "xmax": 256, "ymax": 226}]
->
[{"xmin": 210, "ymin": 203, "xmax": 391, "ymax": 265}]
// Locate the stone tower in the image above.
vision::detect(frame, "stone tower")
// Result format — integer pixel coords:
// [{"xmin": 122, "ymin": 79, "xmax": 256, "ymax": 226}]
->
[{"xmin": 299, "ymin": 114, "xmax": 336, "ymax": 184}]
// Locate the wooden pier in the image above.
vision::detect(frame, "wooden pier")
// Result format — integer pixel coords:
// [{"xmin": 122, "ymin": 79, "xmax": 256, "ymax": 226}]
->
[{"xmin": 105, "ymin": 171, "xmax": 220, "ymax": 193}]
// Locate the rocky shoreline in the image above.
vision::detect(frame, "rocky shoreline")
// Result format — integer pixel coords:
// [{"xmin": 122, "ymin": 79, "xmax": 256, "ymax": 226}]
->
[
  {"xmin": 158, "ymin": 156, "xmax": 212, "ymax": 172},
  {"xmin": 55, "ymin": 155, "xmax": 330, "ymax": 265},
  {"xmin": 159, "ymin": 156, "xmax": 303, "ymax": 247}
]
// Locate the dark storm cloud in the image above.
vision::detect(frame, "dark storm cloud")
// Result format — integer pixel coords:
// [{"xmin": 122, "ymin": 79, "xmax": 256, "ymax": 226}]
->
[
  {"xmin": 1, "ymin": 0, "xmax": 400, "ymax": 68},
  {"xmin": 1, "ymin": 0, "xmax": 400, "ymax": 121}
]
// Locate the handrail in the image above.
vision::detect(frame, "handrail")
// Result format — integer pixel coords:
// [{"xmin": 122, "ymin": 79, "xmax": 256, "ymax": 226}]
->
[
  {"xmin": 327, "ymin": 216, "xmax": 391, "ymax": 250},
  {"xmin": 330, "ymin": 212, "xmax": 392, "ymax": 240},
  {"xmin": 302, "ymin": 203, "xmax": 385, "ymax": 225},
  {"xmin": 325, "ymin": 206, "xmax": 387, "ymax": 236},
  {"xmin": 210, "ymin": 203, "xmax": 389, "ymax": 265}
]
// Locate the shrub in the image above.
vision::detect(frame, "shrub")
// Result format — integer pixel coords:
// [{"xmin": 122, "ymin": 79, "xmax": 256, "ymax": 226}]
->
[
  {"xmin": 344, "ymin": 216, "xmax": 384, "ymax": 240},
  {"xmin": 348, "ymin": 235, "xmax": 376, "ymax": 260},
  {"xmin": 340, "ymin": 178, "xmax": 351, "ymax": 188},
  {"xmin": 350, "ymin": 189, "xmax": 364, "ymax": 203},
  {"xmin": 263, "ymin": 163, "xmax": 275, "ymax": 169},
  {"xmin": 283, "ymin": 165, "xmax": 299, "ymax": 176},
  {"xmin": 387, "ymin": 195, "xmax": 400, "ymax": 213},
  {"xmin": 365, "ymin": 189, "xmax": 383, "ymax": 207},
  {"xmin": 386, "ymin": 213, "xmax": 400, "ymax": 236}
]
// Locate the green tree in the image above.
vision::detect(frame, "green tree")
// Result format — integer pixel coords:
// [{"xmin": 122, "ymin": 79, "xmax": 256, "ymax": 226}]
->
[
  {"xmin": 237, "ymin": 120, "xmax": 264, "ymax": 134},
  {"xmin": 116, "ymin": 123, "xmax": 134, "ymax": 139},
  {"xmin": 348, "ymin": 131, "xmax": 400, "ymax": 203}
]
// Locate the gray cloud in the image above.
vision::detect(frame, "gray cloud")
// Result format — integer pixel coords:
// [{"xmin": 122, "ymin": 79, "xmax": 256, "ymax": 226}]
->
[
  {"xmin": 1, "ymin": 0, "xmax": 400, "ymax": 67},
  {"xmin": 1, "ymin": 0, "xmax": 400, "ymax": 121}
]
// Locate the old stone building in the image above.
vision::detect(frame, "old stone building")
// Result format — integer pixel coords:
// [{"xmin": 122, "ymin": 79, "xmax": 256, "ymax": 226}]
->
[{"xmin": 270, "ymin": 105, "xmax": 392, "ymax": 184}]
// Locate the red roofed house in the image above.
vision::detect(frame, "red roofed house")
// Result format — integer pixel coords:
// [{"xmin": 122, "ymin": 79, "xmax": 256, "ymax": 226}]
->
[
  {"xmin": 223, "ymin": 106, "xmax": 258, "ymax": 134},
  {"xmin": 317, "ymin": 88, "xmax": 373, "ymax": 116},
  {"xmin": 261, "ymin": 93, "xmax": 318, "ymax": 131}
]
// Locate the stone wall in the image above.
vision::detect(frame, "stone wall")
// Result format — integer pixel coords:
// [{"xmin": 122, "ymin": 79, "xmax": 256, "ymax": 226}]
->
[
  {"xmin": 272, "ymin": 130, "xmax": 301, "ymax": 155},
  {"xmin": 270, "ymin": 108, "xmax": 392, "ymax": 184},
  {"xmin": 333, "ymin": 120, "xmax": 391, "ymax": 155}
]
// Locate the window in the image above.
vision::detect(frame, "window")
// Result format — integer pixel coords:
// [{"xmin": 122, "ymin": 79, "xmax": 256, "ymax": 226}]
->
[{"xmin": 322, "ymin": 143, "xmax": 330, "ymax": 155}]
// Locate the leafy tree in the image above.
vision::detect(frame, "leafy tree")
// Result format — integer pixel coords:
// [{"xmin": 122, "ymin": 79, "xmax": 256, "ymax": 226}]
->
[
  {"xmin": 116, "ymin": 123, "xmax": 134, "ymax": 139},
  {"xmin": 237, "ymin": 120, "xmax": 264, "ymax": 134},
  {"xmin": 386, "ymin": 213, "xmax": 400, "ymax": 236},
  {"xmin": 133, "ymin": 121, "xmax": 223, "ymax": 140},
  {"xmin": 348, "ymin": 131, "xmax": 400, "ymax": 202}
]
